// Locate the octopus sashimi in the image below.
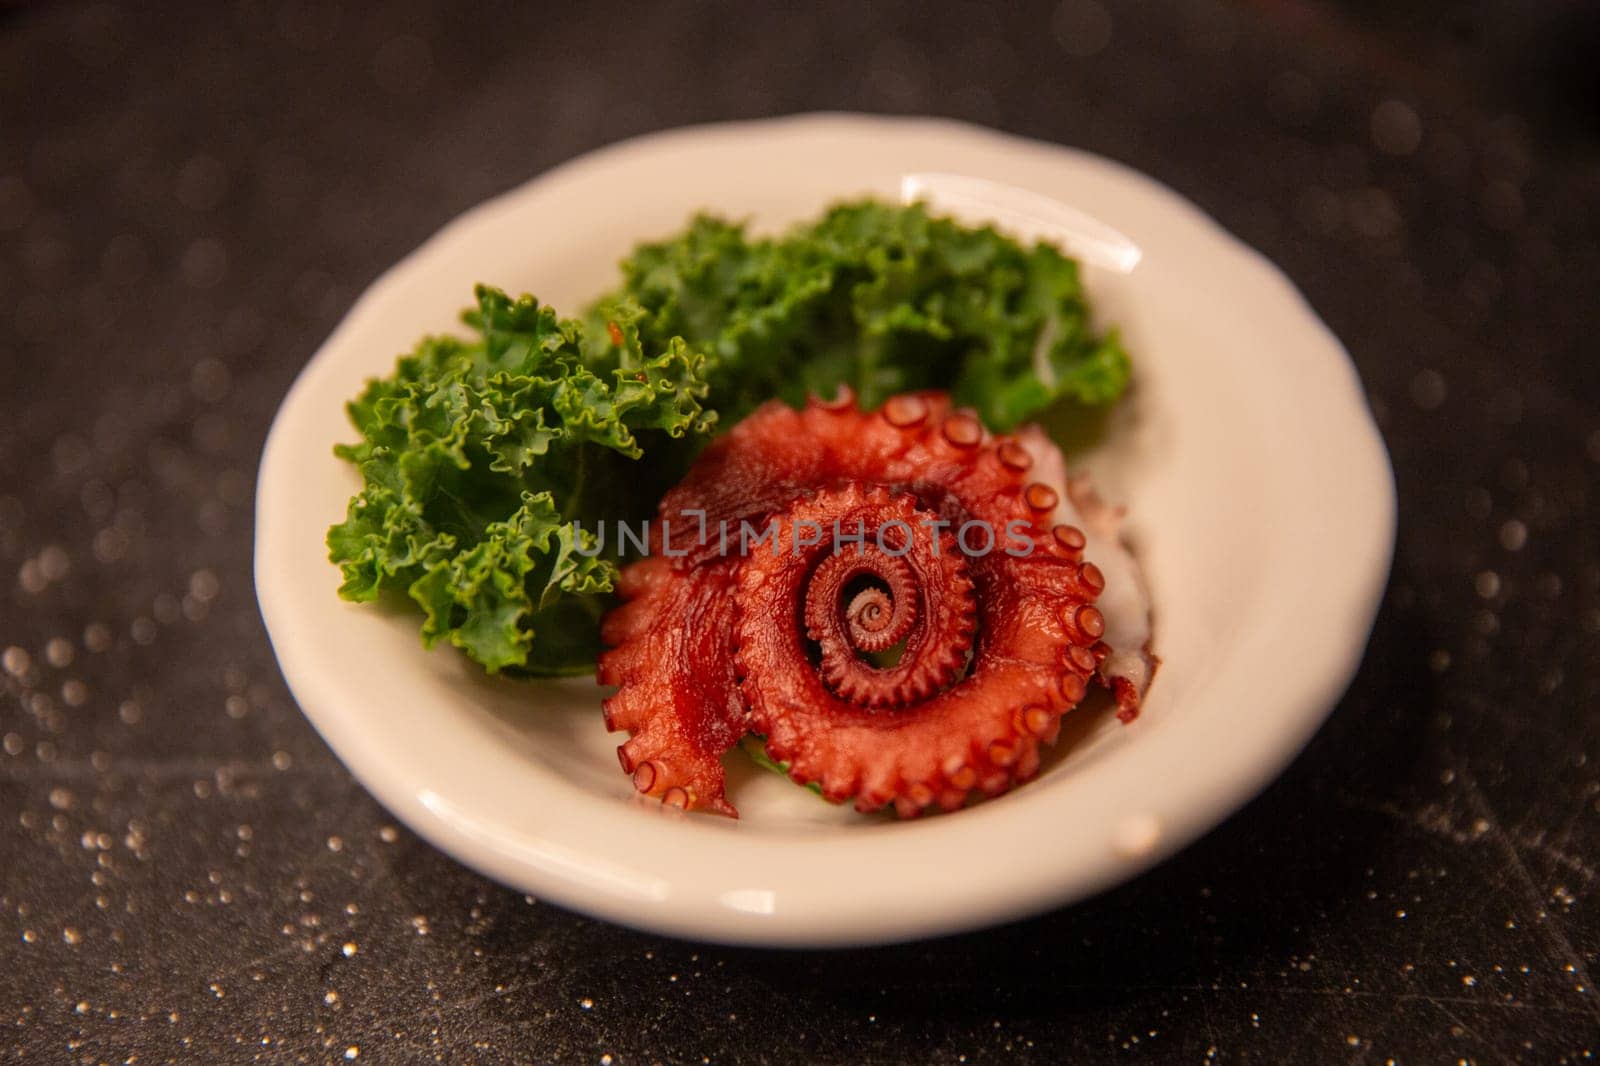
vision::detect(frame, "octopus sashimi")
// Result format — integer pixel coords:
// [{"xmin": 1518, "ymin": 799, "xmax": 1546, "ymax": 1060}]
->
[{"xmin": 597, "ymin": 390, "xmax": 1154, "ymax": 816}]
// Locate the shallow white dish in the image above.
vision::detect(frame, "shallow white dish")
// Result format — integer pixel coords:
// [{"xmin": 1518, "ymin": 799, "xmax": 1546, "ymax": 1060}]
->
[{"xmin": 256, "ymin": 114, "xmax": 1395, "ymax": 947}]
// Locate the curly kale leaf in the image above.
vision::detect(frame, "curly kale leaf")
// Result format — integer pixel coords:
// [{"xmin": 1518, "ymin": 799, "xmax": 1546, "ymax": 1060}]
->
[
  {"xmin": 600, "ymin": 200, "xmax": 1129, "ymax": 431},
  {"xmin": 327, "ymin": 285, "xmax": 711, "ymax": 674}
]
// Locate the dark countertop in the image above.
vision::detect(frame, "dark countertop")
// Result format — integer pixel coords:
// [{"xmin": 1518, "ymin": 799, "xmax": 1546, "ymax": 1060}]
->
[{"xmin": 2, "ymin": 1, "xmax": 1596, "ymax": 1062}]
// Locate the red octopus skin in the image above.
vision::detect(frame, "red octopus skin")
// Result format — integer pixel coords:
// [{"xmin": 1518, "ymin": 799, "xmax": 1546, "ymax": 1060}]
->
[{"xmin": 596, "ymin": 390, "xmax": 1137, "ymax": 817}]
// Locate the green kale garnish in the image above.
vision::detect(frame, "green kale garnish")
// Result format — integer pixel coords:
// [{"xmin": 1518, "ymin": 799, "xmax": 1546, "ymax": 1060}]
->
[
  {"xmin": 606, "ymin": 200, "xmax": 1129, "ymax": 431},
  {"xmin": 328, "ymin": 201, "xmax": 1129, "ymax": 674},
  {"xmin": 326, "ymin": 285, "xmax": 710, "ymax": 674}
]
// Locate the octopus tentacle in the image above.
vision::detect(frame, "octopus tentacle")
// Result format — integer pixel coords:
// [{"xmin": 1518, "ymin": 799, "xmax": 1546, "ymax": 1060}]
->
[
  {"xmin": 597, "ymin": 556, "xmax": 743, "ymax": 816},
  {"xmin": 1015, "ymin": 427, "xmax": 1160, "ymax": 711},
  {"xmin": 789, "ymin": 487, "xmax": 975, "ymax": 708},
  {"xmin": 598, "ymin": 389, "xmax": 1145, "ymax": 816}
]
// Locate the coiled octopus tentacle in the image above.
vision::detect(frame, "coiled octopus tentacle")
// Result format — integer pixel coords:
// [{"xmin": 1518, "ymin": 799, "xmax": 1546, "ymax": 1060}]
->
[
  {"xmin": 598, "ymin": 389, "xmax": 1141, "ymax": 816},
  {"xmin": 795, "ymin": 488, "xmax": 975, "ymax": 708}
]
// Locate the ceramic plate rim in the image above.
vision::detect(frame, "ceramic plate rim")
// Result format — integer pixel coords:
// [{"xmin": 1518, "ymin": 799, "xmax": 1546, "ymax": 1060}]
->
[{"xmin": 255, "ymin": 113, "xmax": 1396, "ymax": 947}]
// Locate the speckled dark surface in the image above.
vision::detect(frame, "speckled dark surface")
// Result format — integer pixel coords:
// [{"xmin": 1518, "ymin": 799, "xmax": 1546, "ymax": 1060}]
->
[{"xmin": 2, "ymin": 1, "xmax": 1597, "ymax": 1062}]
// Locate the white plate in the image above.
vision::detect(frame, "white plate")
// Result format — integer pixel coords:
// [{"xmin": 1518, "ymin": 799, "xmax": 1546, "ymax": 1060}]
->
[{"xmin": 255, "ymin": 114, "xmax": 1395, "ymax": 947}]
